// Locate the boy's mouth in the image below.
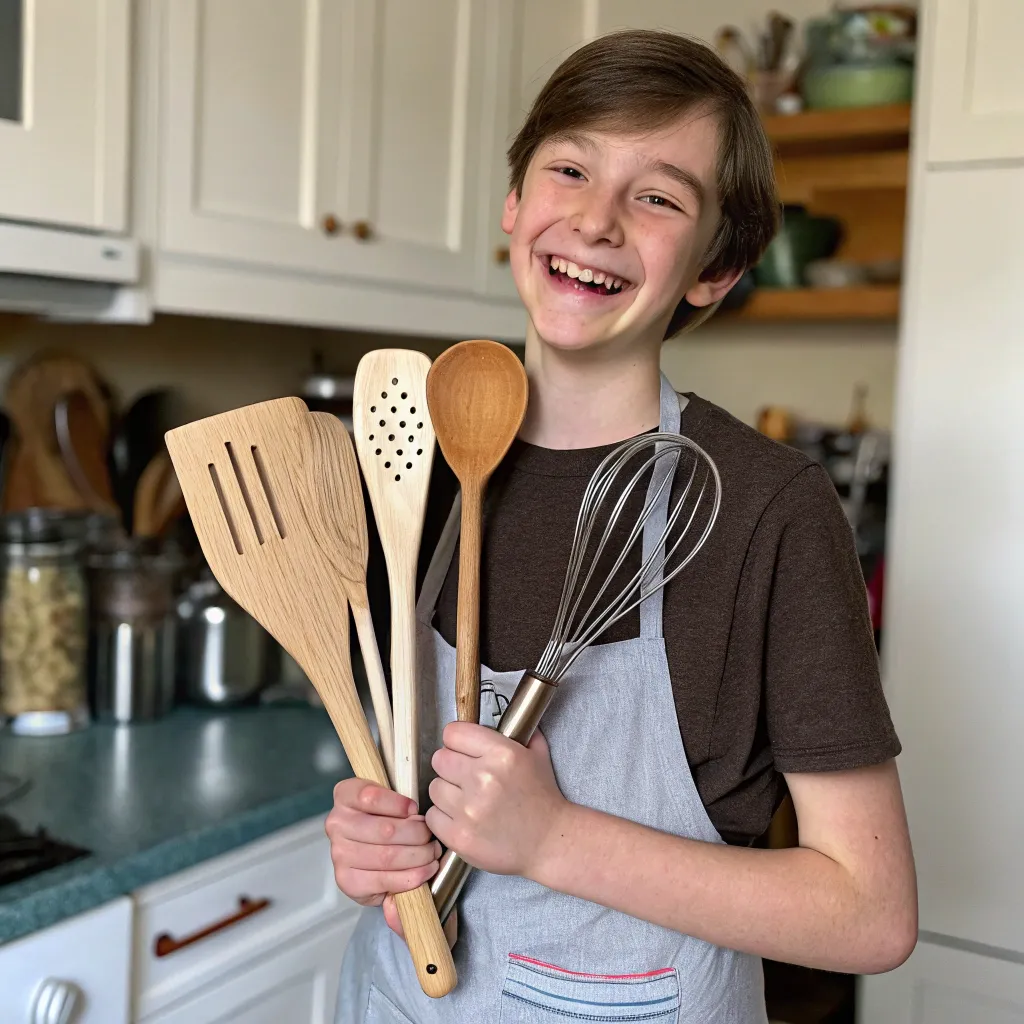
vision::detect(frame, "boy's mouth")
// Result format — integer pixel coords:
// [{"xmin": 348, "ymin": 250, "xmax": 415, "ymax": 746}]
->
[{"xmin": 543, "ymin": 254, "xmax": 630, "ymax": 295}]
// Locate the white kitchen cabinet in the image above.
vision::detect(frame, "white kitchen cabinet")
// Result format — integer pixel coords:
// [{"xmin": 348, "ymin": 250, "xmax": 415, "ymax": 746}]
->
[
  {"xmin": 858, "ymin": 941, "xmax": 1024, "ymax": 1023},
  {"xmin": 0, "ymin": 897, "xmax": 133, "ymax": 1024},
  {"xmin": 140, "ymin": 916, "xmax": 356, "ymax": 1024},
  {"xmin": 924, "ymin": 0, "xmax": 1024, "ymax": 164},
  {"xmin": 133, "ymin": 817, "xmax": 360, "ymax": 1020},
  {"xmin": 0, "ymin": 0, "xmax": 130, "ymax": 231},
  {"xmin": 160, "ymin": 0, "xmax": 488, "ymax": 293}
]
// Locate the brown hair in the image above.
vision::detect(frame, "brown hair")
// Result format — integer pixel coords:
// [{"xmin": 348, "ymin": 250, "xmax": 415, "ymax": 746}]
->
[{"xmin": 507, "ymin": 30, "xmax": 779, "ymax": 334}]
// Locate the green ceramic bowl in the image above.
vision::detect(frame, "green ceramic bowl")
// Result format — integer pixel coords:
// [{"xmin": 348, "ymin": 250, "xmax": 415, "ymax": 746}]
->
[{"xmin": 802, "ymin": 63, "xmax": 913, "ymax": 110}]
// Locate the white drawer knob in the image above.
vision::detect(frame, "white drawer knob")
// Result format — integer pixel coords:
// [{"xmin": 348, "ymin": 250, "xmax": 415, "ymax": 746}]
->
[{"xmin": 30, "ymin": 979, "xmax": 83, "ymax": 1024}]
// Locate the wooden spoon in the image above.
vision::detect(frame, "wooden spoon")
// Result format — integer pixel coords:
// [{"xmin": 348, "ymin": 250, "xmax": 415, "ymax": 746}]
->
[
  {"xmin": 164, "ymin": 397, "xmax": 455, "ymax": 998},
  {"xmin": 426, "ymin": 341, "xmax": 528, "ymax": 725},
  {"xmin": 352, "ymin": 350, "xmax": 436, "ymax": 806},
  {"xmin": 133, "ymin": 451, "xmax": 173, "ymax": 537},
  {"xmin": 306, "ymin": 410, "xmax": 396, "ymax": 784}
]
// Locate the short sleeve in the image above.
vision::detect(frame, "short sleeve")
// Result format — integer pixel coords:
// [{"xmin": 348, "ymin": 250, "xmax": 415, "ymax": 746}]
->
[{"xmin": 762, "ymin": 465, "xmax": 901, "ymax": 773}]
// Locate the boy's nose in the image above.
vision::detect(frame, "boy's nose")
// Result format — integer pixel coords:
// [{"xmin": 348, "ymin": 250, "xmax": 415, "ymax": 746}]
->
[{"xmin": 569, "ymin": 189, "xmax": 624, "ymax": 248}]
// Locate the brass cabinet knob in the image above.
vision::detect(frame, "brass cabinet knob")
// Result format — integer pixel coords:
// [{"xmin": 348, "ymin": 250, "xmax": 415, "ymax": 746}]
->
[
  {"xmin": 494, "ymin": 246, "xmax": 510, "ymax": 264},
  {"xmin": 352, "ymin": 221, "xmax": 374, "ymax": 241},
  {"xmin": 322, "ymin": 214, "xmax": 341, "ymax": 236}
]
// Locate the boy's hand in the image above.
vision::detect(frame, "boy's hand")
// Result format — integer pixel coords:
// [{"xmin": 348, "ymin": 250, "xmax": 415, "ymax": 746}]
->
[
  {"xmin": 325, "ymin": 778, "xmax": 441, "ymax": 941},
  {"xmin": 426, "ymin": 723, "xmax": 568, "ymax": 880}
]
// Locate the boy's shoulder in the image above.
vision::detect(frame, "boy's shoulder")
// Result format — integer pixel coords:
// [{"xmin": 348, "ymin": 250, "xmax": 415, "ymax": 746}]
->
[{"xmin": 681, "ymin": 392, "xmax": 839, "ymax": 530}]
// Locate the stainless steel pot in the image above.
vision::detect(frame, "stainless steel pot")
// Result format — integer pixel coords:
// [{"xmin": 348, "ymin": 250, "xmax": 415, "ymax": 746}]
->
[{"xmin": 176, "ymin": 570, "xmax": 274, "ymax": 705}]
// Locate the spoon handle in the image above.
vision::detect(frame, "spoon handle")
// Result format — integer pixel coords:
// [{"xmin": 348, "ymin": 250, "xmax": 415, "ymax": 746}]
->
[{"xmin": 455, "ymin": 483, "xmax": 484, "ymax": 725}]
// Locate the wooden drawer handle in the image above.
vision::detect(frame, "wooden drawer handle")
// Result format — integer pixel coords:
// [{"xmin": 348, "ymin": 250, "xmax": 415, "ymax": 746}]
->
[{"xmin": 153, "ymin": 896, "xmax": 272, "ymax": 958}]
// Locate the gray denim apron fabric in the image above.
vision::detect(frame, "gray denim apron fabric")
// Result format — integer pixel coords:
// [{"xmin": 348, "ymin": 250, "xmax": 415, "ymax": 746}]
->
[{"xmin": 336, "ymin": 374, "xmax": 768, "ymax": 1023}]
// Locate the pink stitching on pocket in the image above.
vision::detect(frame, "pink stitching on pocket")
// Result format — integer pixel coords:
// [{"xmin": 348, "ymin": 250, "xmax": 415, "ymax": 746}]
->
[{"xmin": 509, "ymin": 954, "xmax": 675, "ymax": 981}]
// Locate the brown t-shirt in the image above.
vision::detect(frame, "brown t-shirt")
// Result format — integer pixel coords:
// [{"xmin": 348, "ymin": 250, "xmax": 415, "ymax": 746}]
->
[{"xmin": 371, "ymin": 392, "xmax": 900, "ymax": 846}]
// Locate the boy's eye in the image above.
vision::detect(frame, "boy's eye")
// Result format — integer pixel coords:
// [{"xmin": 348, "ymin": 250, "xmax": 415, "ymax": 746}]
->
[
  {"xmin": 554, "ymin": 166, "xmax": 585, "ymax": 179},
  {"xmin": 639, "ymin": 194, "xmax": 682, "ymax": 211}
]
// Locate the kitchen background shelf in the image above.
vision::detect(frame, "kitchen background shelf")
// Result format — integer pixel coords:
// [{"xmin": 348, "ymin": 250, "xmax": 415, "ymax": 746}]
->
[
  {"xmin": 727, "ymin": 285, "xmax": 901, "ymax": 323},
  {"xmin": 731, "ymin": 103, "xmax": 911, "ymax": 324}
]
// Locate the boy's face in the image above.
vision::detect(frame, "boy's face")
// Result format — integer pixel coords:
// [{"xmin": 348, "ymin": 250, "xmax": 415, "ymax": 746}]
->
[{"xmin": 501, "ymin": 113, "xmax": 740, "ymax": 353}]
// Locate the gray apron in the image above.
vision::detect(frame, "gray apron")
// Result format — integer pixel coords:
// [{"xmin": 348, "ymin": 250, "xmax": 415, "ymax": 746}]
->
[{"xmin": 337, "ymin": 374, "xmax": 768, "ymax": 1023}]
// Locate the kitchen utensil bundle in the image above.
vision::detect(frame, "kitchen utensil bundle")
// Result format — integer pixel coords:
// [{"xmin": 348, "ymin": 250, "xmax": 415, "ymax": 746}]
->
[
  {"xmin": 352, "ymin": 351, "xmax": 436, "ymax": 805},
  {"xmin": 165, "ymin": 396, "xmax": 456, "ymax": 998},
  {"xmin": 431, "ymin": 431, "xmax": 723, "ymax": 923},
  {"xmin": 426, "ymin": 340, "xmax": 528, "ymax": 726}
]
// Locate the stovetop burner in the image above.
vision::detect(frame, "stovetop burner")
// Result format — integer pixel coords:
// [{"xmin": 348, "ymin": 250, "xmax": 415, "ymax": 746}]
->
[{"xmin": 0, "ymin": 813, "xmax": 89, "ymax": 887}]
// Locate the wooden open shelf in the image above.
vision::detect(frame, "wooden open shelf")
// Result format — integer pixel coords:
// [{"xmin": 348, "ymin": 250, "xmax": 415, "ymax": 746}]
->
[
  {"xmin": 764, "ymin": 103, "xmax": 912, "ymax": 148},
  {"xmin": 727, "ymin": 285, "xmax": 901, "ymax": 322}
]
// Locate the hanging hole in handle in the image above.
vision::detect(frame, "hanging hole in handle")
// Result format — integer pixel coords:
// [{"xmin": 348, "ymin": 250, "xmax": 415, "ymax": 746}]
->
[{"xmin": 391, "ymin": 377, "xmax": 398, "ymax": 385}]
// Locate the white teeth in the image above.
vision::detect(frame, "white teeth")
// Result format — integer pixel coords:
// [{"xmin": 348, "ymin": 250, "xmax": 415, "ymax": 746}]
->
[
  {"xmin": 549, "ymin": 254, "xmax": 558, "ymax": 269},
  {"xmin": 592, "ymin": 271, "xmax": 605, "ymax": 285},
  {"xmin": 613, "ymin": 277, "xmax": 623, "ymax": 290},
  {"xmin": 566, "ymin": 261, "xmax": 581, "ymax": 279},
  {"xmin": 578, "ymin": 267, "xmax": 594, "ymax": 283},
  {"xmin": 558, "ymin": 258, "xmax": 568, "ymax": 273}
]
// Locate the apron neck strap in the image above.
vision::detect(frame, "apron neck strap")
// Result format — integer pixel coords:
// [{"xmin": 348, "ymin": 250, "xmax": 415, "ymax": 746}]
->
[{"xmin": 415, "ymin": 372, "xmax": 687, "ymax": 641}]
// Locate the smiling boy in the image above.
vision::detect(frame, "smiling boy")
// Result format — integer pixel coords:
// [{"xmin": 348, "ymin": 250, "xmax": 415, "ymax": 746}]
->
[{"xmin": 330, "ymin": 30, "xmax": 916, "ymax": 1023}]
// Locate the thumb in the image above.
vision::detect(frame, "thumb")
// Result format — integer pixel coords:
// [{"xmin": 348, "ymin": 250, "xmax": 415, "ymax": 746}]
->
[
  {"xmin": 382, "ymin": 895, "xmax": 405, "ymax": 941},
  {"xmin": 526, "ymin": 728, "xmax": 550, "ymax": 756}
]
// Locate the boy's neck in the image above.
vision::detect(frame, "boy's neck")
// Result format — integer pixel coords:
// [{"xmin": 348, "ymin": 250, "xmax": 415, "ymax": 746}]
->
[{"xmin": 518, "ymin": 325, "xmax": 663, "ymax": 450}]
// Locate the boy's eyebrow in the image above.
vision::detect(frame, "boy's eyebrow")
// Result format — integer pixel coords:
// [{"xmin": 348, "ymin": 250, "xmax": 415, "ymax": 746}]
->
[
  {"xmin": 546, "ymin": 131, "xmax": 706, "ymax": 210},
  {"xmin": 638, "ymin": 158, "xmax": 706, "ymax": 210}
]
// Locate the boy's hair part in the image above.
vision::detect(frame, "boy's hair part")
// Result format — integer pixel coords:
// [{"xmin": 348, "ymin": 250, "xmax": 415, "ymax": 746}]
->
[{"xmin": 507, "ymin": 29, "xmax": 780, "ymax": 335}]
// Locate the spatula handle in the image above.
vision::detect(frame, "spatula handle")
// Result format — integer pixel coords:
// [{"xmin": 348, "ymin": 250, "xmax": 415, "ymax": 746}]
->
[
  {"xmin": 309, "ymin": 651, "xmax": 456, "ymax": 998},
  {"xmin": 455, "ymin": 484, "xmax": 484, "ymax": 725}
]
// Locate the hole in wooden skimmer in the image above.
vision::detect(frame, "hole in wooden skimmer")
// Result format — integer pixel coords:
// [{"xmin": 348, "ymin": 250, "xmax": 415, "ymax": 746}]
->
[
  {"xmin": 209, "ymin": 463, "xmax": 243, "ymax": 554},
  {"xmin": 251, "ymin": 446, "xmax": 286, "ymax": 539}
]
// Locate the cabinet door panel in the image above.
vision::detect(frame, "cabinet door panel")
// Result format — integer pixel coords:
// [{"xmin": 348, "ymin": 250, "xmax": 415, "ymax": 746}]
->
[
  {"xmin": 345, "ymin": 0, "xmax": 486, "ymax": 291},
  {"xmin": 926, "ymin": 0, "xmax": 1024, "ymax": 163},
  {"xmin": 160, "ymin": 0, "xmax": 347, "ymax": 271},
  {"xmin": 0, "ymin": 0, "xmax": 129, "ymax": 230}
]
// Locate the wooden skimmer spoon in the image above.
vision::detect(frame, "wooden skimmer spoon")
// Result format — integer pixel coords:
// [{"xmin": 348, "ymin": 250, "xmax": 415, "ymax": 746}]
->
[
  {"xmin": 164, "ymin": 398, "xmax": 455, "ymax": 998},
  {"xmin": 352, "ymin": 350, "xmax": 436, "ymax": 806},
  {"xmin": 426, "ymin": 340, "xmax": 528, "ymax": 725},
  {"xmin": 306, "ymin": 410, "xmax": 396, "ymax": 784}
]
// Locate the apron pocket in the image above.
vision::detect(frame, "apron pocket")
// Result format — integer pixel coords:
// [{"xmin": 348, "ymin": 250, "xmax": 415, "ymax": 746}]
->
[
  {"xmin": 365, "ymin": 982, "xmax": 415, "ymax": 1024},
  {"xmin": 501, "ymin": 954, "xmax": 680, "ymax": 1022}
]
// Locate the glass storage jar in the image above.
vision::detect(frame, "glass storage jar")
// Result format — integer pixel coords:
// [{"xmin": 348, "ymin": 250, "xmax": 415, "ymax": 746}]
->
[{"xmin": 0, "ymin": 510, "xmax": 90, "ymax": 735}]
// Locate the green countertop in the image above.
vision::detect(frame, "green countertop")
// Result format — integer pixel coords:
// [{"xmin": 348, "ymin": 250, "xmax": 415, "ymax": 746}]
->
[{"xmin": 0, "ymin": 705, "xmax": 353, "ymax": 945}]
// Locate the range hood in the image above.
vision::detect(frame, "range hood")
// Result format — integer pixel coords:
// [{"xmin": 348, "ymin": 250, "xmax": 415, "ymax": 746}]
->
[{"xmin": 0, "ymin": 220, "xmax": 144, "ymax": 320}]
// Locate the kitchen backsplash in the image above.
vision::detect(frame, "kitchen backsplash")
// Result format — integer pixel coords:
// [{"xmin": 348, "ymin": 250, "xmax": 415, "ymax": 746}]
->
[{"xmin": 0, "ymin": 312, "xmax": 896, "ymax": 430}]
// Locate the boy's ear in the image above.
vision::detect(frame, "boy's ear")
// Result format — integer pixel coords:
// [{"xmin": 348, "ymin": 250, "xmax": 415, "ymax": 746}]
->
[
  {"xmin": 500, "ymin": 189, "xmax": 519, "ymax": 236},
  {"xmin": 684, "ymin": 267, "xmax": 745, "ymax": 309}
]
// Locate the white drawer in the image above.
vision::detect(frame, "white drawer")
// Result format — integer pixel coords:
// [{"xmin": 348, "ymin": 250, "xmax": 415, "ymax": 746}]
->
[
  {"xmin": 140, "ymin": 915, "xmax": 359, "ymax": 1024},
  {"xmin": 0, "ymin": 898, "xmax": 133, "ymax": 1024},
  {"xmin": 133, "ymin": 816, "xmax": 359, "ymax": 1019}
]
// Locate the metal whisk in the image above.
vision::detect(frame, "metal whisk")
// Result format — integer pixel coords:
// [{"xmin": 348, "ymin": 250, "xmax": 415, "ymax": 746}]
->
[{"xmin": 432, "ymin": 432, "xmax": 722, "ymax": 922}]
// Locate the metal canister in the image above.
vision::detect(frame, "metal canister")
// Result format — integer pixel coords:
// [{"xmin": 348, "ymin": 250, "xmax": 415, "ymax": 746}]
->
[{"xmin": 88, "ymin": 540, "xmax": 178, "ymax": 724}]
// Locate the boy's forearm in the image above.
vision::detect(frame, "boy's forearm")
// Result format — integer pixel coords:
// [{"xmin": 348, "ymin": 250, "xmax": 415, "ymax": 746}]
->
[{"xmin": 531, "ymin": 802, "xmax": 910, "ymax": 975}]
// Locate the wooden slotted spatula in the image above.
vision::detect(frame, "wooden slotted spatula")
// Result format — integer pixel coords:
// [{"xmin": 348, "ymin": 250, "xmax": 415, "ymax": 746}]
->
[
  {"xmin": 164, "ymin": 398, "xmax": 455, "ymax": 999},
  {"xmin": 306, "ymin": 411, "xmax": 396, "ymax": 784},
  {"xmin": 352, "ymin": 351, "xmax": 436, "ymax": 806},
  {"xmin": 426, "ymin": 341, "xmax": 528, "ymax": 726}
]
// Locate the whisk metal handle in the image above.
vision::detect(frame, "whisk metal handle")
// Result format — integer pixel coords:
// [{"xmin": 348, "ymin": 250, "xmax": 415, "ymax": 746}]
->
[{"xmin": 431, "ymin": 671, "xmax": 558, "ymax": 923}]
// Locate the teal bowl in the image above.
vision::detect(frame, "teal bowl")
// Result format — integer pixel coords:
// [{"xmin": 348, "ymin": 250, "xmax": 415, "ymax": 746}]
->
[
  {"xmin": 802, "ymin": 63, "xmax": 913, "ymax": 110},
  {"xmin": 754, "ymin": 209, "xmax": 843, "ymax": 289}
]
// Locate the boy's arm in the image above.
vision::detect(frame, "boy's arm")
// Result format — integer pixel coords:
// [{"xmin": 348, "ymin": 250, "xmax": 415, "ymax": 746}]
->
[
  {"xmin": 534, "ymin": 760, "xmax": 917, "ymax": 974},
  {"xmin": 428, "ymin": 726, "xmax": 917, "ymax": 975}
]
